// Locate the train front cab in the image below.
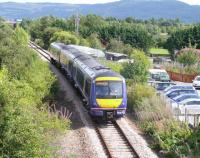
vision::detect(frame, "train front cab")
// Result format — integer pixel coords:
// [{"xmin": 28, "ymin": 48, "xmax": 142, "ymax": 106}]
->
[{"xmin": 90, "ymin": 76, "xmax": 127, "ymax": 119}]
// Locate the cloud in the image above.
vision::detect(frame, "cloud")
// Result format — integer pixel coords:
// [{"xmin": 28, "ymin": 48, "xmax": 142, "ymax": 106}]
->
[{"xmin": 178, "ymin": 0, "xmax": 200, "ymax": 5}]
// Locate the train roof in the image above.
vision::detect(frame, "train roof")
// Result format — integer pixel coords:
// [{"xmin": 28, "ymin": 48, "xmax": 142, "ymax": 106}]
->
[
  {"xmin": 51, "ymin": 42, "xmax": 124, "ymax": 79},
  {"xmin": 51, "ymin": 42, "xmax": 105, "ymax": 58}
]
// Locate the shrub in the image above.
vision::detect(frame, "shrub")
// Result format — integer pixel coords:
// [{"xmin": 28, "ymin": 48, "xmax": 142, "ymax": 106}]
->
[
  {"xmin": 51, "ymin": 31, "xmax": 79, "ymax": 45},
  {"xmin": 177, "ymin": 49, "xmax": 200, "ymax": 66},
  {"xmin": 79, "ymin": 37, "xmax": 90, "ymax": 47},
  {"xmin": 127, "ymin": 84, "xmax": 155, "ymax": 112},
  {"xmin": 0, "ymin": 24, "xmax": 70, "ymax": 157},
  {"xmin": 87, "ymin": 33, "xmax": 102, "ymax": 49},
  {"xmin": 121, "ymin": 50, "xmax": 150, "ymax": 82},
  {"xmin": 127, "ymin": 83, "xmax": 192, "ymax": 157},
  {"xmin": 13, "ymin": 26, "xmax": 29, "ymax": 45},
  {"xmin": 107, "ymin": 39, "xmax": 133, "ymax": 56}
]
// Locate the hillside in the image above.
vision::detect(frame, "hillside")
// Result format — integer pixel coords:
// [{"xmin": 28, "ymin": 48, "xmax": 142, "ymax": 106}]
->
[{"xmin": 1, "ymin": 0, "xmax": 200, "ymax": 23}]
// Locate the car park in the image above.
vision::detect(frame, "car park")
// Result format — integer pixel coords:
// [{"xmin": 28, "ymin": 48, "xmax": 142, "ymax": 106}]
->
[{"xmin": 192, "ymin": 76, "xmax": 200, "ymax": 89}]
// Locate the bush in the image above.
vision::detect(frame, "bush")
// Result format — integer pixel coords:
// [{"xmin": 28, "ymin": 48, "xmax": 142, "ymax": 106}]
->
[
  {"xmin": 121, "ymin": 50, "xmax": 150, "ymax": 82},
  {"xmin": 87, "ymin": 33, "xmax": 102, "ymax": 49},
  {"xmin": 51, "ymin": 31, "xmax": 79, "ymax": 45},
  {"xmin": 0, "ymin": 23, "xmax": 70, "ymax": 157},
  {"xmin": 127, "ymin": 84, "xmax": 155, "ymax": 112},
  {"xmin": 127, "ymin": 83, "xmax": 192, "ymax": 157},
  {"xmin": 177, "ymin": 49, "xmax": 200, "ymax": 66},
  {"xmin": 107, "ymin": 39, "xmax": 133, "ymax": 56}
]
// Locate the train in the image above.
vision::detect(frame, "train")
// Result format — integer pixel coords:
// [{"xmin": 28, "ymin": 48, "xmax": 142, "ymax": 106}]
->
[{"xmin": 49, "ymin": 42, "xmax": 127, "ymax": 119}]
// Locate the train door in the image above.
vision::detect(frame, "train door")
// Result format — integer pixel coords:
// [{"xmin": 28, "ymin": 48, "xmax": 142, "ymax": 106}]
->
[{"xmin": 68, "ymin": 61, "xmax": 73, "ymax": 77}]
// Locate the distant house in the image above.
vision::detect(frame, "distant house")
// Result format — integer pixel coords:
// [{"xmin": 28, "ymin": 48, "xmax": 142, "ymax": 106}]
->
[
  {"xmin": 105, "ymin": 52, "xmax": 128, "ymax": 61},
  {"xmin": 6, "ymin": 19, "xmax": 22, "ymax": 28}
]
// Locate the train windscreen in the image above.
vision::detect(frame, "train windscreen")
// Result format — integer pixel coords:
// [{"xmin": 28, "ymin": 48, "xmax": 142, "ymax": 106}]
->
[{"xmin": 95, "ymin": 81, "xmax": 123, "ymax": 99}]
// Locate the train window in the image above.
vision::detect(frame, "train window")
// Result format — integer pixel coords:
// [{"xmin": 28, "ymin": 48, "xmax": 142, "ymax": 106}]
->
[
  {"xmin": 77, "ymin": 69, "xmax": 84, "ymax": 89},
  {"xmin": 95, "ymin": 81, "xmax": 123, "ymax": 99},
  {"xmin": 85, "ymin": 79, "xmax": 91, "ymax": 97}
]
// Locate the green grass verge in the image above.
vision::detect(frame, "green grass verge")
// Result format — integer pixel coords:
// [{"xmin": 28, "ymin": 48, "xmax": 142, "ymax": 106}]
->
[{"xmin": 150, "ymin": 48, "xmax": 169, "ymax": 56}]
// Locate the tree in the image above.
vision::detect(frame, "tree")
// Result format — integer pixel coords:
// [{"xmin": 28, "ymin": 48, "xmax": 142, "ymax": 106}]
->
[
  {"xmin": 87, "ymin": 33, "xmax": 102, "ymax": 49},
  {"xmin": 177, "ymin": 49, "xmax": 200, "ymax": 66},
  {"xmin": 107, "ymin": 39, "xmax": 133, "ymax": 56},
  {"xmin": 51, "ymin": 31, "xmax": 79, "ymax": 45},
  {"xmin": 121, "ymin": 50, "xmax": 150, "ymax": 82},
  {"xmin": 13, "ymin": 27, "xmax": 29, "ymax": 45}
]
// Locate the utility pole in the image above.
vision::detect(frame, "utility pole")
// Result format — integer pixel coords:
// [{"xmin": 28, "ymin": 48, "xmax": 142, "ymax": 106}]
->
[{"xmin": 75, "ymin": 12, "xmax": 80, "ymax": 35}]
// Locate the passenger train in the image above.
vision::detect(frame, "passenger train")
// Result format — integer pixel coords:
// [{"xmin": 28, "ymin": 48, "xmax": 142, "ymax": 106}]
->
[{"xmin": 50, "ymin": 42, "xmax": 127, "ymax": 119}]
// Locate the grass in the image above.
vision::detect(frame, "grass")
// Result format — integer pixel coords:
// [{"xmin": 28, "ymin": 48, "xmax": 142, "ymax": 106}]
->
[{"xmin": 150, "ymin": 48, "xmax": 169, "ymax": 56}]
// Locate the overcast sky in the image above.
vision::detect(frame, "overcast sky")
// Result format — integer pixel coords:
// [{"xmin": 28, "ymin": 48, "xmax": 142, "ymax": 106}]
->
[{"xmin": 0, "ymin": 0, "xmax": 200, "ymax": 5}]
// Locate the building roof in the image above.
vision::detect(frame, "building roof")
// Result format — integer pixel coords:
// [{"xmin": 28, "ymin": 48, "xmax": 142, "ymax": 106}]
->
[{"xmin": 105, "ymin": 51, "xmax": 128, "ymax": 57}]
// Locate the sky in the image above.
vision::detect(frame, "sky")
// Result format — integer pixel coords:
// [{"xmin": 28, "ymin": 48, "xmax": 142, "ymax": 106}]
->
[
  {"xmin": 0, "ymin": 0, "xmax": 200, "ymax": 5},
  {"xmin": 0, "ymin": 0, "xmax": 119, "ymax": 4}
]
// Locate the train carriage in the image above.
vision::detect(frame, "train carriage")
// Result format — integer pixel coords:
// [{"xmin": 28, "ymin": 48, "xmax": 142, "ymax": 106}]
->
[{"xmin": 50, "ymin": 42, "xmax": 127, "ymax": 119}]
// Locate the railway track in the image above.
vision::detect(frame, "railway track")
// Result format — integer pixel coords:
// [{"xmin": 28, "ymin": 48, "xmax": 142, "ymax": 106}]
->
[
  {"xmin": 29, "ymin": 41, "xmax": 51, "ymax": 61},
  {"xmin": 95, "ymin": 120, "xmax": 140, "ymax": 158},
  {"xmin": 29, "ymin": 41, "xmax": 140, "ymax": 158}
]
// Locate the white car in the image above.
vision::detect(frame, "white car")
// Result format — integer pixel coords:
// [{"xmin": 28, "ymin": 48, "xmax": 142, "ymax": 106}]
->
[
  {"xmin": 170, "ymin": 94, "xmax": 199, "ymax": 109},
  {"xmin": 172, "ymin": 98, "xmax": 200, "ymax": 110},
  {"xmin": 172, "ymin": 98, "xmax": 200, "ymax": 126},
  {"xmin": 193, "ymin": 76, "xmax": 200, "ymax": 89}
]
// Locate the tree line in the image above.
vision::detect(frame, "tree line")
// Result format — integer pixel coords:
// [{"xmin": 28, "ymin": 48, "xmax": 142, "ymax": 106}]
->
[{"xmin": 21, "ymin": 15, "xmax": 186, "ymax": 55}]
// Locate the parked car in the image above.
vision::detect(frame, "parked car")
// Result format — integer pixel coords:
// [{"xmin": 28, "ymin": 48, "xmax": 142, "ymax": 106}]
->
[
  {"xmin": 165, "ymin": 89, "xmax": 198, "ymax": 99},
  {"xmin": 170, "ymin": 94, "xmax": 200, "ymax": 109},
  {"xmin": 153, "ymin": 82, "xmax": 176, "ymax": 92},
  {"xmin": 164, "ymin": 85, "xmax": 195, "ymax": 94},
  {"xmin": 193, "ymin": 76, "xmax": 200, "ymax": 89},
  {"xmin": 173, "ymin": 94, "xmax": 200, "ymax": 103},
  {"xmin": 173, "ymin": 98, "xmax": 200, "ymax": 126},
  {"xmin": 149, "ymin": 69, "xmax": 170, "ymax": 82}
]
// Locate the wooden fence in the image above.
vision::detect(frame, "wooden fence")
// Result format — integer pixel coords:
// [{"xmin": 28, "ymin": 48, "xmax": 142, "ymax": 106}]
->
[{"xmin": 167, "ymin": 71, "xmax": 197, "ymax": 83}]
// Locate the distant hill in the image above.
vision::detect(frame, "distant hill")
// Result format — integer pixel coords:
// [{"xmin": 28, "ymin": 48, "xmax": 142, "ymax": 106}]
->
[{"xmin": 1, "ymin": 0, "xmax": 200, "ymax": 23}]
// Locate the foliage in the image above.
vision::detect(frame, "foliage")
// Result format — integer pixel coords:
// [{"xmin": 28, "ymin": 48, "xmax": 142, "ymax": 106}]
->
[
  {"xmin": 86, "ymin": 33, "xmax": 102, "ymax": 49},
  {"xmin": 177, "ymin": 50, "xmax": 199, "ymax": 66},
  {"xmin": 13, "ymin": 26, "xmax": 29, "ymax": 45},
  {"xmin": 165, "ymin": 25, "xmax": 200, "ymax": 58},
  {"xmin": 51, "ymin": 31, "xmax": 79, "ymax": 45},
  {"xmin": 98, "ymin": 59, "xmax": 123, "ymax": 73},
  {"xmin": 127, "ymin": 84, "xmax": 155, "ymax": 111},
  {"xmin": 107, "ymin": 39, "xmax": 133, "ymax": 56},
  {"xmin": 21, "ymin": 15, "xmax": 166, "ymax": 51},
  {"xmin": 121, "ymin": 50, "xmax": 150, "ymax": 82},
  {"xmin": 127, "ymin": 83, "xmax": 192, "ymax": 157},
  {"xmin": 0, "ymin": 22, "xmax": 70, "ymax": 157}
]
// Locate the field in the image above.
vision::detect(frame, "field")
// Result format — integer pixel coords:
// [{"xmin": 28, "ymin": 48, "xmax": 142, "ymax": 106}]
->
[{"xmin": 150, "ymin": 48, "xmax": 169, "ymax": 56}]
